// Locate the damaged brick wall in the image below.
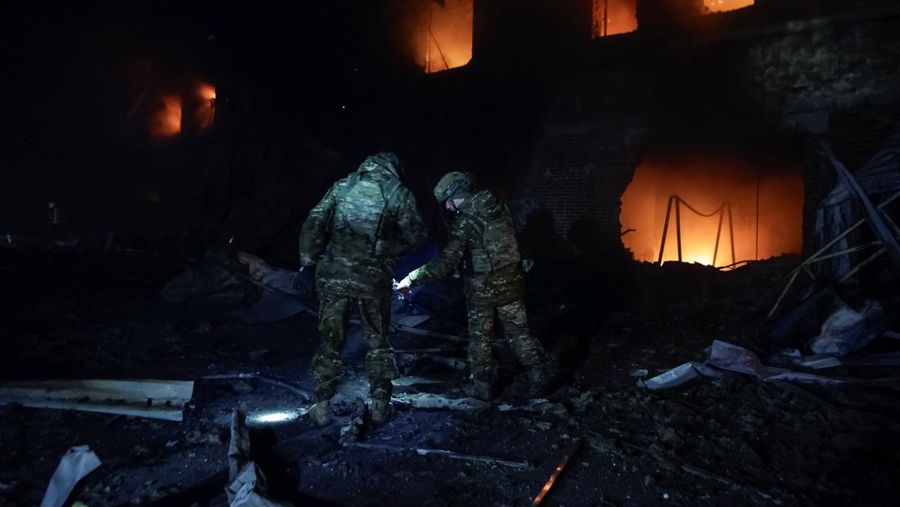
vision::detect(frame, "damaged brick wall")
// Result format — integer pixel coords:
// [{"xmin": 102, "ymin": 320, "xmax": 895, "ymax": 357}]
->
[
  {"xmin": 519, "ymin": 0, "xmax": 900, "ymax": 258},
  {"xmin": 520, "ymin": 123, "xmax": 635, "ymax": 240},
  {"xmin": 745, "ymin": 5, "xmax": 900, "ymax": 254}
]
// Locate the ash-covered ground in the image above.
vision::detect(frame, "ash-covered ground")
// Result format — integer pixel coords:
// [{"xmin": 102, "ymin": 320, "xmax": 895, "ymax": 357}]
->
[{"xmin": 1, "ymin": 246, "xmax": 899, "ymax": 506}]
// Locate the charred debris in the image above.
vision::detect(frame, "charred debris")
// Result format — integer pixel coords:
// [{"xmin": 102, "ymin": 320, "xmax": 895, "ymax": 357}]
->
[{"xmin": 2, "ymin": 0, "xmax": 900, "ymax": 506}]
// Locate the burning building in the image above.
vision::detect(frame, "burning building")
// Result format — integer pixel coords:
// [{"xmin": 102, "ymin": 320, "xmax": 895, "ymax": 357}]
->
[
  {"xmin": 620, "ymin": 152, "xmax": 804, "ymax": 266},
  {"xmin": 148, "ymin": 82, "xmax": 216, "ymax": 139},
  {"xmin": 3, "ymin": 1, "xmax": 900, "ymax": 506},
  {"xmin": 389, "ymin": 0, "xmax": 474, "ymax": 73},
  {"xmin": 592, "ymin": 0, "xmax": 638, "ymax": 37}
]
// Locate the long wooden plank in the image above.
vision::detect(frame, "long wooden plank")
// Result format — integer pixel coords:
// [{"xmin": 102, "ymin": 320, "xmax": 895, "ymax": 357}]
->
[
  {"xmin": 9, "ymin": 399, "xmax": 185, "ymax": 421},
  {"xmin": 0, "ymin": 379, "xmax": 194, "ymax": 421},
  {"xmin": 0, "ymin": 379, "xmax": 194, "ymax": 404}
]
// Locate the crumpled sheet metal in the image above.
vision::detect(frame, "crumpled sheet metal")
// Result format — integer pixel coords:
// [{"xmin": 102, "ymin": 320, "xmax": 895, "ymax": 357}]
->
[
  {"xmin": 228, "ymin": 464, "xmax": 293, "ymax": 507},
  {"xmin": 641, "ymin": 341, "xmax": 852, "ymax": 391},
  {"xmin": 708, "ymin": 340, "xmax": 846, "ymax": 385},
  {"xmin": 809, "ymin": 300, "xmax": 888, "ymax": 356},
  {"xmin": 40, "ymin": 446, "xmax": 101, "ymax": 507},
  {"xmin": 640, "ymin": 362, "xmax": 709, "ymax": 390}
]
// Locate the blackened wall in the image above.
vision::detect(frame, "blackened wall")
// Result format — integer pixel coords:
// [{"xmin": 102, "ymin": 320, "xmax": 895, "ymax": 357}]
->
[
  {"xmin": 507, "ymin": 0, "xmax": 900, "ymax": 257},
  {"xmin": 474, "ymin": 0, "xmax": 593, "ymax": 63}
]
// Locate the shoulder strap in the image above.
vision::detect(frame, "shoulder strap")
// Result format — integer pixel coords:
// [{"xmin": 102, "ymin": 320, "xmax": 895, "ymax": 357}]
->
[{"xmin": 374, "ymin": 177, "xmax": 404, "ymax": 240}]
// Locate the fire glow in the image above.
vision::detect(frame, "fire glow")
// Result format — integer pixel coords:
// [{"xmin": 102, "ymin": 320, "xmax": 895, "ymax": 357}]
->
[
  {"xmin": 620, "ymin": 155, "xmax": 803, "ymax": 267},
  {"xmin": 194, "ymin": 82, "xmax": 216, "ymax": 130},
  {"xmin": 147, "ymin": 82, "xmax": 216, "ymax": 139},
  {"xmin": 149, "ymin": 95, "xmax": 182, "ymax": 138},
  {"xmin": 704, "ymin": 0, "xmax": 755, "ymax": 13},
  {"xmin": 419, "ymin": 0, "xmax": 473, "ymax": 73},
  {"xmin": 593, "ymin": 0, "xmax": 638, "ymax": 38}
]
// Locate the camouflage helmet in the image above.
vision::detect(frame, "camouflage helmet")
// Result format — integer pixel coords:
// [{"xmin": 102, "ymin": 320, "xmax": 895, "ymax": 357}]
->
[{"xmin": 433, "ymin": 171, "xmax": 474, "ymax": 203}]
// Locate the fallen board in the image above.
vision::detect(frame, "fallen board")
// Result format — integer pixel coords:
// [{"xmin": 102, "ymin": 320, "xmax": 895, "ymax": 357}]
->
[{"xmin": 0, "ymin": 379, "xmax": 194, "ymax": 421}]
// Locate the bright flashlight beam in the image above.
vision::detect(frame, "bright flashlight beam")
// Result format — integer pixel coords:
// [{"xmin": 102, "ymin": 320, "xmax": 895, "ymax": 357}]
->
[{"xmin": 246, "ymin": 407, "xmax": 308, "ymax": 425}]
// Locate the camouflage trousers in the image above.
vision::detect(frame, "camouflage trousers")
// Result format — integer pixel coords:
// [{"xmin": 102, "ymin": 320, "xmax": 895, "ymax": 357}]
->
[
  {"xmin": 308, "ymin": 292, "xmax": 397, "ymax": 402},
  {"xmin": 467, "ymin": 299, "xmax": 547, "ymax": 384}
]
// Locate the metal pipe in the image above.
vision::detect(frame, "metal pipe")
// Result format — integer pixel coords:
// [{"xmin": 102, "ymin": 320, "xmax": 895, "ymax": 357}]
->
[
  {"xmin": 712, "ymin": 207, "xmax": 725, "ymax": 267},
  {"xmin": 756, "ymin": 168, "xmax": 761, "ymax": 260},
  {"xmin": 533, "ymin": 439, "xmax": 583, "ymax": 506},
  {"xmin": 822, "ymin": 144, "xmax": 900, "ymax": 265},
  {"xmin": 657, "ymin": 195, "xmax": 675, "ymax": 265},
  {"xmin": 675, "ymin": 197, "xmax": 683, "ymax": 262},
  {"xmin": 727, "ymin": 203, "xmax": 736, "ymax": 266}
]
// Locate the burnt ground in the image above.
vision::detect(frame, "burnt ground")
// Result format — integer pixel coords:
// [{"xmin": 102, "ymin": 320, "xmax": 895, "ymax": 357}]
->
[{"xmin": 1, "ymin": 246, "xmax": 899, "ymax": 506}]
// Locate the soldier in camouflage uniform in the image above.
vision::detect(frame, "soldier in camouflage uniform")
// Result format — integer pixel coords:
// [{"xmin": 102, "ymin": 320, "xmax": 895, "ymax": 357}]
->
[
  {"xmin": 396, "ymin": 172, "xmax": 550, "ymax": 400},
  {"xmin": 299, "ymin": 152, "xmax": 427, "ymax": 426}
]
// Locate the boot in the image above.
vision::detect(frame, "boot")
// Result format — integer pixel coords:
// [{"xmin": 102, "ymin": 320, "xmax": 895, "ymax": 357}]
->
[
  {"xmin": 370, "ymin": 397, "xmax": 392, "ymax": 426},
  {"xmin": 308, "ymin": 400, "xmax": 332, "ymax": 427}
]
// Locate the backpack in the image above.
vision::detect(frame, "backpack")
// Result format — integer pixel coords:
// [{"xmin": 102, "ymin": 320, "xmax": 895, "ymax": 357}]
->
[
  {"xmin": 469, "ymin": 204, "xmax": 522, "ymax": 274},
  {"xmin": 331, "ymin": 173, "xmax": 403, "ymax": 256}
]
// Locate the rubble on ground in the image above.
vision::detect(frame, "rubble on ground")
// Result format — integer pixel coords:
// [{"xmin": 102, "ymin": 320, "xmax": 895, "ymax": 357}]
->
[{"xmin": 1, "ymin": 245, "xmax": 898, "ymax": 505}]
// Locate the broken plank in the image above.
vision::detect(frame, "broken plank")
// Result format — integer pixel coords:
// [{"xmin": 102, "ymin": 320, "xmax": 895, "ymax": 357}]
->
[
  {"xmin": 0, "ymin": 379, "xmax": 193, "ymax": 421},
  {"xmin": 0, "ymin": 379, "xmax": 193, "ymax": 405},
  {"xmin": 7, "ymin": 399, "xmax": 185, "ymax": 421}
]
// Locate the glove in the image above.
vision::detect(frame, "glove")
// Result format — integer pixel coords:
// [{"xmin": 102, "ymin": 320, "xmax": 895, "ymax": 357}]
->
[{"xmin": 394, "ymin": 276, "xmax": 412, "ymax": 295}]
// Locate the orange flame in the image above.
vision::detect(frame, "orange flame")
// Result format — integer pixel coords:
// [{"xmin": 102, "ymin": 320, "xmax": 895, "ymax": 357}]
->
[
  {"xmin": 194, "ymin": 82, "xmax": 216, "ymax": 130},
  {"xmin": 593, "ymin": 0, "xmax": 638, "ymax": 38},
  {"xmin": 620, "ymin": 155, "xmax": 803, "ymax": 267},
  {"xmin": 421, "ymin": 0, "xmax": 473, "ymax": 73},
  {"xmin": 149, "ymin": 95, "xmax": 182, "ymax": 138},
  {"xmin": 197, "ymin": 83, "xmax": 216, "ymax": 101},
  {"xmin": 704, "ymin": 0, "xmax": 754, "ymax": 13}
]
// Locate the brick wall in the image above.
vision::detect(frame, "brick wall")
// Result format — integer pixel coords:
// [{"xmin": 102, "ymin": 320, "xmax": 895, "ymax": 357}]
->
[
  {"xmin": 519, "ymin": 122, "xmax": 636, "ymax": 239},
  {"xmin": 517, "ymin": 3, "xmax": 900, "ymax": 258}
]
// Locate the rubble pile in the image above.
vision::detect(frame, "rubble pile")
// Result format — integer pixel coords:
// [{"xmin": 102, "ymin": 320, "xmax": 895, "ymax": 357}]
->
[{"xmin": 0, "ymin": 232, "xmax": 898, "ymax": 505}]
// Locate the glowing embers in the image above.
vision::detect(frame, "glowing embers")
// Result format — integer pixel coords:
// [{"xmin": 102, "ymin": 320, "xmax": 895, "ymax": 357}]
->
[
  {"xmin": 418, "ymin": 0, "xmax": 473, "ymax": 73},
  {"xmin": 704, "ymin": 0, "xmax": 755, "ymax": 13},
  {"xmin": 620, "ymin": 155, "xmax": 803, "ymax": 267},
  {"xmin": 592, "ymin": 0, "xmax": 638, "ymax": 38},
  {"xmin": 149, "ymin": 95, "xmax": 182, "ymax": 139},
  {"xmin": 194, "ymin": 82, "xmax": 216, "ymax": 130}
]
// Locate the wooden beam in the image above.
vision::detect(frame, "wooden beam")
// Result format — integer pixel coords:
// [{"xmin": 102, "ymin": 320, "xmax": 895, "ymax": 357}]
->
[{"xmin": 0, "ymin": 379, "xmax": 193, "ymax": 421}]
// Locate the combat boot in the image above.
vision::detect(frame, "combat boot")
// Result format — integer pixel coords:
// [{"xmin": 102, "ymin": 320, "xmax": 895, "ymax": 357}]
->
[
  {"xmin": 370, "ymin": 397, "xmax": 392, "ymax": 426},
  {"xmin": 308, "ymin": 400, "xmax": 332, "ymax": 427}
]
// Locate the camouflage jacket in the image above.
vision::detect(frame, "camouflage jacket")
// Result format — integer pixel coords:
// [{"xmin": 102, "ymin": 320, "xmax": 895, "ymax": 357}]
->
[
  {"xmin": 299, "ymin": 156, "xmax": 427, "ymax": 298},
  {"xmin": 408, "ymin": 189, "xmax": 525, "ymax": 306}
]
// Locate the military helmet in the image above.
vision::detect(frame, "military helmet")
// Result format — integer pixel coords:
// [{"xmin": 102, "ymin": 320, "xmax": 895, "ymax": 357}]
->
[{"xmin": 433, "ymin": 171, "xmax": 474, "ymax": 203}]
